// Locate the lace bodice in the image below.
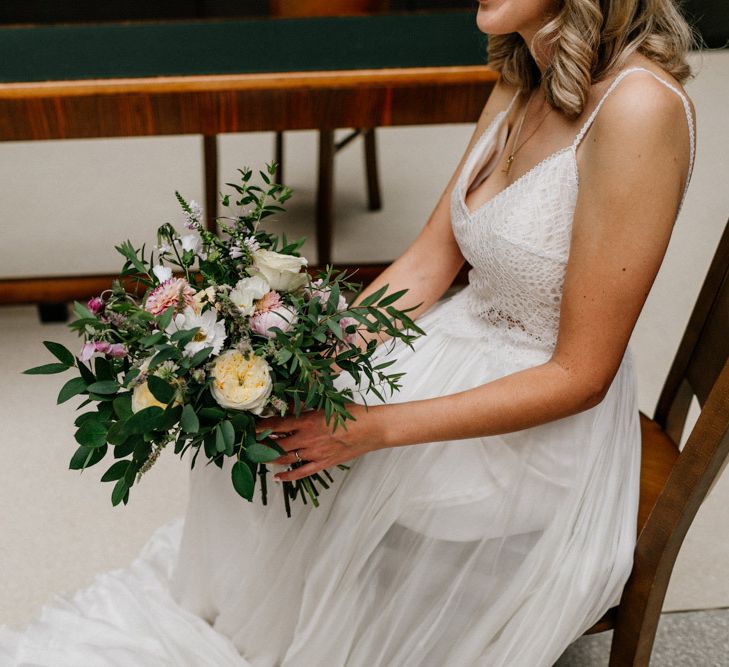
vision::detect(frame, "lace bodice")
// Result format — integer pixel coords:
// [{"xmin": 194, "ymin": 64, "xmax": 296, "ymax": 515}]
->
[{"xmin": 447, "ymin": 66, "xmax": 695, "ymax": 353}]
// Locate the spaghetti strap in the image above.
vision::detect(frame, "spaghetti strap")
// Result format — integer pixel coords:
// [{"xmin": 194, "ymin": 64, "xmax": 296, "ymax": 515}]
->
[
  {"xmin": 572, "ymin": 66, "xmax": 696, "ymax": 212},
  {"xmin": 503, "ymin": 88, "xmax": 522, "ymax": 117}
]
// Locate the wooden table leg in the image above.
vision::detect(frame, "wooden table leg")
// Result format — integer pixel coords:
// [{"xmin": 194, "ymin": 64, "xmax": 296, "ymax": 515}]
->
[
  {"xmin": 316, "ymin": 129, "xmax": 335, "ymax": 266},
  {"xmin": 275, "ymin": 131, "xmax": 284, "ymax": 185},
  {"xmin": 364, "ymin": 128, "xmax": 382, "ymax": 211},
  {"xmin": 203, "ymin": 134, "xmax": 218, "ymax": 233}
]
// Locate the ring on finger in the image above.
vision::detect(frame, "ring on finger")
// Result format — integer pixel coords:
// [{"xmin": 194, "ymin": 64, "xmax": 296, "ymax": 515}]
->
[{"xmin": 294, "ymin": 449, "xmax": 303, "ymax": 463}]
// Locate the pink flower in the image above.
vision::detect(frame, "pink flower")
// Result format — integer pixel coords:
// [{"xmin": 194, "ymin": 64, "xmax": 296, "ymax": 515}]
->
[
  {"xmin": 108, "ymin": 343, "xmax": 128, "ymax": 358},
  {"xmin": 305, "ymin": 279, "xmax": 348, "ymax": 311},
  {"xmin": 79, "ymin": 341, "xmax": 97, "ymax": 362},
  {"xmin": 249, "ymin": 305, "xmax": 298, "ymax": 339},
  {"xmin": 144, "ymin": 277, "xmax": 196, "ymax": 316},
  {"xmin": 78, "ymin": 341, "xmax": 127, "ymax": 362},
  {"xmin": 254, "ymin": 290, "xmax": 282, "ymax": 313},
  {"xmin": 339, "ymin": 317, "xmax": 359, "ymax": 345},
  {"xmin": 87, "ymin": 296, "xmax": 104, "ymax": 315}
]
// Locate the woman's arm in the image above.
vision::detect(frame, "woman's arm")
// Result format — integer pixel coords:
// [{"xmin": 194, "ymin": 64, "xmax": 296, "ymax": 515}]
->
[
  {"xmin": 271, "ymin": 74, "xmax": 693, "ymax": 481},
  {"xmin": 348, "ymin": 80, "xmax": 519, "ymax": 348}
]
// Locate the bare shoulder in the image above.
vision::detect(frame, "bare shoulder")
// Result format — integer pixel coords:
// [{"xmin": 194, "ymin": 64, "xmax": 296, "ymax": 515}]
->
[
  {"xmin": 578, "ymin": 63, "xmax": 695, "ymax": 205},
  {"xmin": 587, "ymin": 63, "xmax": 695, "ymax": 160}
]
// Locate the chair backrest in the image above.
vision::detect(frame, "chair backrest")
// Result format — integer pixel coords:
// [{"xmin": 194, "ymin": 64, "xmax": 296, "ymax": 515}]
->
[
  {"xmin": 655, "ymin": 218, "xmax": 729, "ymax": 442},
  {"xmin": 610, "ymin": 217, "xmax": 729, "ymax": 664}
]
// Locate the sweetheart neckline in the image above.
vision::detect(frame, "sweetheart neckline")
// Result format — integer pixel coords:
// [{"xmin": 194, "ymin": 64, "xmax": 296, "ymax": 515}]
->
[
  {"xmin": 460, "ymin": 145, "xmax": 576, "ymax": 219},
  {"xmin": 458, "ymin": 109, "xmax": 577, "ymax": 219}
]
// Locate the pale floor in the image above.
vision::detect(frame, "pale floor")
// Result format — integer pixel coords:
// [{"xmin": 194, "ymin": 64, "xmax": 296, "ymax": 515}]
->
[{"xmin": 0, "ymin": 51, "xmax": 728, "ymax": 658}]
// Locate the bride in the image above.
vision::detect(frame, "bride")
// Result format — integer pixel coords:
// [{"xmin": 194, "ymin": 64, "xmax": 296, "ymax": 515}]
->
[{"xmin": 1, "ymin": 0, "xmax": 696, "ymax": 665}]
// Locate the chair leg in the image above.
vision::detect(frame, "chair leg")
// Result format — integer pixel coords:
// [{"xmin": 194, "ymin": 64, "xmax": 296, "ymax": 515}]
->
[
  {"xmin": 203, "ymin": 134, "xmax": 218, "ymax": 233},
  {"xmin": 363, "ymin": 128, "xmax": 382, "ymax": 211},
  {"xmin": 316, "ymin": 129, "xmax": 335, "ymax": 266},
  {"xmin": 607, "ymin": 593, "xmax": 663, "ymax": 666},
  {"xmin": 275, "ymin": 131, "xmax": 284, "ymax": 184}
]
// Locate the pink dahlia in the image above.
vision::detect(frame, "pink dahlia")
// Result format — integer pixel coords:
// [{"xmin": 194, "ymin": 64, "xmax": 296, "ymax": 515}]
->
[{"xmin": 144, "ymin": 277, "xmax": 196, "ymax": 315}]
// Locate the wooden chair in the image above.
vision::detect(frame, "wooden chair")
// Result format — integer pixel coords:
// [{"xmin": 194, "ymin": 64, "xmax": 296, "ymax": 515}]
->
[
  {"xmin": 580, "ymin": 216, "xmax": 729, "ymax": 665},
  {"xmin": 270, "ymin": 0, "xmax": 386, "ymax": 265}
]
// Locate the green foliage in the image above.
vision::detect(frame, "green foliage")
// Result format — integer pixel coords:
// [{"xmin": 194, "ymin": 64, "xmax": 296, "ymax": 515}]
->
[
  {"xmin": 27, "ymin": 164, "xmax": 424, "ymax": 514},
  {"xmin": 231, "ymin": 460, "xmax": 255, "ymax": 501}
]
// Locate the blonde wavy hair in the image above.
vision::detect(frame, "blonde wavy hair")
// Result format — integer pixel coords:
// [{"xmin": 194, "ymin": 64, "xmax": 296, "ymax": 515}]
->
[{"xmin": 487, "ymin": 0, "xmax": 696, "ymax": 118}]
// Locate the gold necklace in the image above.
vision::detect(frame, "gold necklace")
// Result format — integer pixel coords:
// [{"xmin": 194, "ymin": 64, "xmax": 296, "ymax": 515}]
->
[{"xmin": 502, "ymin": 88, "xmax": 553, "ymax": 175}]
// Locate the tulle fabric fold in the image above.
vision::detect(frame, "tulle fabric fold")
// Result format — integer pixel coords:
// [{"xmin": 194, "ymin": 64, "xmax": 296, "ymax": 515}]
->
[{"xmin": 0, "ymin": 291, "xmax": 641, "ymax": 666}]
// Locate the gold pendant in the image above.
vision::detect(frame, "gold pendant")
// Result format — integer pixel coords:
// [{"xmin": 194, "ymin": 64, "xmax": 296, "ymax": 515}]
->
[{"xmin": 502, "ymin": 154, "xmax": 514, "ymax": 174}]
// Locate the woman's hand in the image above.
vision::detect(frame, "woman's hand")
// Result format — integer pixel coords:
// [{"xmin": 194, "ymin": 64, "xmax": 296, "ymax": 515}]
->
[{"xmin": 260, "ymin": 403, "xmax": 386, "ymax": 482}]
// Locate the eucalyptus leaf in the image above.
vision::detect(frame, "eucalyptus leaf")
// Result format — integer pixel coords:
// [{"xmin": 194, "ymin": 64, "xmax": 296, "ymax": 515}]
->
[
  {"xmin": 124, "ymin": 406, "xmax": 164, "ymax": 434},
  {"xmin": 101, "ymin": 460, "xmax": 131, "ymax": 483},
  {"xmin": 113, "ymin": 394, "xmax": 133, "ymax": 420},
  {"xmin": 215, "ymin": 425, "xmax": 226, "ymax": 453},
  {"xmin": 180, "ymin": 404, "xmax": 199, "ymax": 433},
  {"xmin": 140, "ymin": 331, "xmax": 165, "ymax": 348},
  {"xmin": 111, "ymin": 478, "xmax": 128, "ymax": 506},
  {"xmin": 231, "ymin": 460, "xmax": 255, "ymax": 501},
  {"xmin": 377, "ymin": 289, "xmax": 408, "ymax": 307},
  {"xmin": 87, "ymin": 380, "xmax": 120, "ymax": 395},
  {"xmin": 57, "ymin": 377, "xmax": 87, "ymax": 404},
  {"xmin": 23, "ymin": 363, "xmax": 69, "ymax": 375},
  {"xmin": 149, "ymin": 347, "xmax": 180, "ymax": 370},
  {"xmin": 93, "ymin": 356, "xmax": 114, "ymax": 382},
  {"xmin": 74, "ymin": 418, "xmax": 108, "ymax": 448},
  {"xmin": 157, "ymin": 305, "xmax": 175, "ymax": 331},
  {"xmin": 246, "ymin": 443, "xmax": 280, "ymax": 463},
  {"xmin": 72, "ymin": 301, "xmax": 96, "ymax": 320},
  {"xmin": 69, "ymin": 444, "xmax": 107, "ymax": 470},
  {"xmin": 170, "ymin": 327, "xmax": 200, "ymax": 346},
  {"xmin": 188, "ymin": 346, "xmax": 213, "ymax": 367},
  {"xmin": 147, "ymin": 376, "xmax": 175, "ymax": 404},
  {"xmin": 43, "ymin": 341, "xmax": 75, "ymax": 366},
  {"xmin": 220, "ymin": 420, "xmax": 235, "ymax": 448}
]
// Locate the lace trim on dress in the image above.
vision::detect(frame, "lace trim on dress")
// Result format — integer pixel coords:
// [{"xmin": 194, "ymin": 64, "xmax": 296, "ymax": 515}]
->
[{"xmin": 445, "ymin": 65, "xmax": 697, "ymax": 350}]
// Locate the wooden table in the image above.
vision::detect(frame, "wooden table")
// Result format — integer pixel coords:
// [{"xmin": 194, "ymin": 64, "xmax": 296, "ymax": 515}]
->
[{"xmin": 0, "ymin": 11, "xmax": 497, "ymax": 305}]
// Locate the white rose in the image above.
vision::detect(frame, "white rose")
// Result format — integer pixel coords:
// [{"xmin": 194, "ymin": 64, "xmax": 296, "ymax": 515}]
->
[
  {"xmin": 250, "ymin": 249, "xmax": 308, "ymax": 292},
  {"xmin": 229, "ymin": 275, "xmax": 270, "ymax": 317},
  {"xmin": 152, "ymin": 264, "xmax": 173, "ymax": 283},
  {"xmin": 210, "ymin": 350, "xmax": 273, "ymax": 414}
]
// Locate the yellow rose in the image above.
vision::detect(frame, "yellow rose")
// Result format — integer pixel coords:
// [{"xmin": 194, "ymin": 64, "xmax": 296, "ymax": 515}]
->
[{"xmin": 211, "ymin": 350, "xmax": 272, "ymax": 414}]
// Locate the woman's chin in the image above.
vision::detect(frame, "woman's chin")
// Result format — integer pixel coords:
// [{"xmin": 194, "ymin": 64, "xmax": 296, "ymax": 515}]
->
[{"xmin": 476, "ymin": 6, "xmax": 516, "ymax": 36}]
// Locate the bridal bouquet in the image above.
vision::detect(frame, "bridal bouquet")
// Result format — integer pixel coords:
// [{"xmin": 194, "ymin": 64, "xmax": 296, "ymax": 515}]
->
[{"xmin": 25, "ymin": 164, "xmax": 422, "ymax": 516}]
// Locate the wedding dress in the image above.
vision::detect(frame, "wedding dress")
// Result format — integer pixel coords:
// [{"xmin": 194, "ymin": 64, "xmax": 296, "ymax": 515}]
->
[{"xmin": 0, "ymin": 65, "xmax": 695, "ymax": 667}]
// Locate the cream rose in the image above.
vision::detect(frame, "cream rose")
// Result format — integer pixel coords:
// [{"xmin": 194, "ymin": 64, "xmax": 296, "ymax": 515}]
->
[
  {"xmin": 210, "ymin": 349, "xmax": 273, "ymax": 414},
  {"xmin": 250, "ymin": 249, "xmax": 307, "ymax": 292},
  {"xmin": 131, "ymin": 358, "xmax": 182, "ymax": 413},
  {"xmin": 192, "ymin": 286, "xmax": 217, "ymax": 314}
]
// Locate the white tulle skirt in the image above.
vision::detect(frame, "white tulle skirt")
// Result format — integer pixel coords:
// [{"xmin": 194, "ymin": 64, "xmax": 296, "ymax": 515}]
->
[{"xmin": 0, "ymin": 289, "xmax": 641, "ymax": 666}]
